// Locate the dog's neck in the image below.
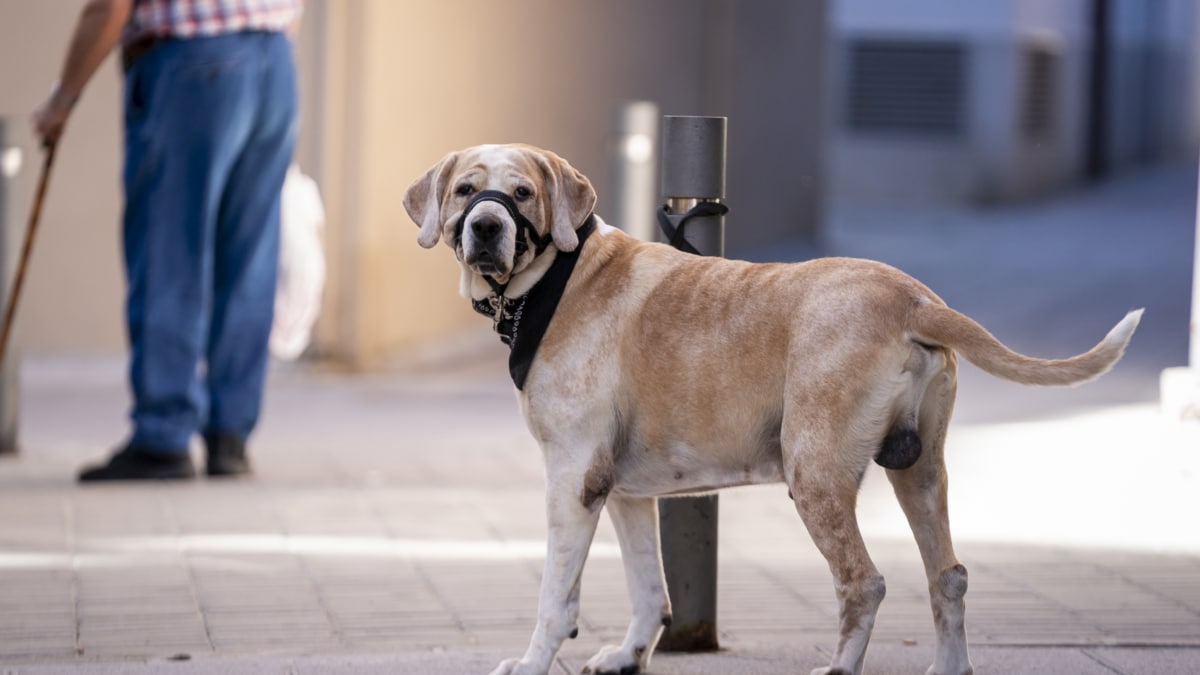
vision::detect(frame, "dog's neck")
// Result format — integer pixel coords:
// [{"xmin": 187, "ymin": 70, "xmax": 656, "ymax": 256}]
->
[{"xmin": 467, "ymin": 215, "xmax": 598, "ymax": 389}]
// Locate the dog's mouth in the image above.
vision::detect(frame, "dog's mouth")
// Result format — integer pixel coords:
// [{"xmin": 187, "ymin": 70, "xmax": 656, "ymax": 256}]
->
[
  {"xmin": 466, "ymin": 248, "xmax": 510, "ymax": 278},
  {"xmin": 456, "ymin": 197, "xmax": 519, "ymax": 281}
]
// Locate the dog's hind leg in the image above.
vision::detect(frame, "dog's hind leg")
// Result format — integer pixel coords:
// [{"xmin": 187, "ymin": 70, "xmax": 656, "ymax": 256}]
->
[
  {"xmin": 582, "ymin": 495, "xmax": 670, "ymax": 675},
  {"xmin": 491, "ymin": 464, "xmax": 604, "ymax": 675},
  {"xmin": 786, "ymin": 430, "xmax": 886, "ymax": 675},
  {"xmin": 886, "ymin": 372, "xmax": 974, "ymax": 675}
]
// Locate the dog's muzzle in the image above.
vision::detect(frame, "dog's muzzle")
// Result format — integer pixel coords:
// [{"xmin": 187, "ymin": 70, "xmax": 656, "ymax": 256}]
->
[{"xmin": 454, "ymin": 191, "xmax": 551, "ymax": 274}]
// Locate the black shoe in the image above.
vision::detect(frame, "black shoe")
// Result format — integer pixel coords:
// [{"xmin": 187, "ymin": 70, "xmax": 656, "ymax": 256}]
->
[
  {"xmin": 204, "ymin": 431, "xmax": 250, "ymax": 477},
  {"xmin": 78, "ymin": 444, "xmax": 195, "ymax": 482}
]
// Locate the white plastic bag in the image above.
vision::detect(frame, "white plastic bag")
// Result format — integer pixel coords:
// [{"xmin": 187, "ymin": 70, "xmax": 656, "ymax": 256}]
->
[{"xmin": 270, "ymin": 164, "xmax": 326, "ymax": 360}]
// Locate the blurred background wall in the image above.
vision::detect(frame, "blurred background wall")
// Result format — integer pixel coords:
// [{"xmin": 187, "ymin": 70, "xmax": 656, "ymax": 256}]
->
[
  {"xmin": 0, "ymin": 0, "xmax": 827, "ymax": 368},
  {"xmin": 828, "ymin": 0, "xmax": 1200, "ymax": 204},
  {"xmin": 0, "ymin": 4, "xmax": 124, "ymax": 354},
  {"xmin": 0, "ymin": 0, "xmax": 1196, "ymax": 369},
  {"xmin": 301, "ymin": 0, "xmax": 827, "ymax": 367}
]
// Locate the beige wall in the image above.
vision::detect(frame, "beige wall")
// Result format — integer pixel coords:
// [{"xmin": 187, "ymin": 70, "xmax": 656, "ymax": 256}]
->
[
  {"xmin": 0, "ymin": 0, "xmax": 827, "ymax": 367},
  {"xmin": 309, "ymin": 0, "xmax": 827, "ymax": 367},
  {"xmin": 308, "ymin": 0, "xmax": 716, "ymax": 367}
]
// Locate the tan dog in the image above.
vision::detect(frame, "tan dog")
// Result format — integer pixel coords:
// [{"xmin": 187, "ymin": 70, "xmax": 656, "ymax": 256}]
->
[{"xmin": 403, "ymin": 144, "xmax": 1141, "ymax": 675}]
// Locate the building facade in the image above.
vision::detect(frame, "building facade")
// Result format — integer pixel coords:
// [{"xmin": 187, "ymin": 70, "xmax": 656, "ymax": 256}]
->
[{"xmin": 828, "ymin": 0, "xmax": 1200, "ymax": 203}]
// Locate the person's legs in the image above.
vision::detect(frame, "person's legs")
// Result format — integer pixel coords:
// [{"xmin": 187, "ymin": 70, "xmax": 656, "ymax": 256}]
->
[
  {"xmin": 82, "ymin": 34, "xmax": 264, "ymax": 481},
  {"xmin": 204, "ymin": 32, "xmax": 298, "ymax": 474}
]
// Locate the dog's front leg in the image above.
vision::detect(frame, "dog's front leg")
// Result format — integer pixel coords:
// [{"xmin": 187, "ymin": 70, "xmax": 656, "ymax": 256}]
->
[
  {"xmin": 491, "ymin": 475, "xmax": 603, "ymax": 675},
  {"xmin": 583, "ymin": 495, "xmax": 669, "ymax": 675}
]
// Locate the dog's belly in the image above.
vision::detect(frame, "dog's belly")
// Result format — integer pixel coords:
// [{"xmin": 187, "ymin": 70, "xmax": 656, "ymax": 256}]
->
[{"xmin": 611, "ymin": 436, "xmax": 786, "ymax": 498}]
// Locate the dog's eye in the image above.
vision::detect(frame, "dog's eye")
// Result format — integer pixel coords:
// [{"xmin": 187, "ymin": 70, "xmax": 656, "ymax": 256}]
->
[
  {"xmin": 455, "ymin": 183, "xmax": 474, "ymax": 197},
  {"xmin": 514, "ymin": 186, "xmax": 533, "ymax": 202}
]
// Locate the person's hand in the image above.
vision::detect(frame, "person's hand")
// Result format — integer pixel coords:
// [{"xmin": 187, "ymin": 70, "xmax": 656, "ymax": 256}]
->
[{"xmin": 32, "ymin": 83, "xmax": 78, "ymax": 148}]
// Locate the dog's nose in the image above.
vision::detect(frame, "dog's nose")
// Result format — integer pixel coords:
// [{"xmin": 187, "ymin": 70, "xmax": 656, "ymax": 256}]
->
[{"xmin": 471, "ymin": 216, "xmax": 502, "ymax": 242}]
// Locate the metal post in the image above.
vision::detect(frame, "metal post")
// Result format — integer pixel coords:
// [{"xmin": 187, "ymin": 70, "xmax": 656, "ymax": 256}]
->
[
  {"xmin": 657, "ymin": 115, "xmax": 726, "ymax": 652},
  {"xmin": 1160, "ymin": 151, "xmax": 1200, "ymax": 421},
  {"xmin": 0, "ymin": 120, "xmax": 22, "ymax": 455},
  {"xmin": 607, "ymin": 101, "xmax": 659, "ymax": 242},
  {"xmin": 1190, "ymin": 151, "xmax": 1200, "ymax": 372}
]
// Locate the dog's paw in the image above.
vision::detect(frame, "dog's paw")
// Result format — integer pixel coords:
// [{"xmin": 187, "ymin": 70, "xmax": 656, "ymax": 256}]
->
[
  {"xmin": 489, "ymin": 657, "xmax": 544, "ymax": 675},
  {"xmin": 582, "ymin": 644, "xmax": 644, "ymax": 675}
]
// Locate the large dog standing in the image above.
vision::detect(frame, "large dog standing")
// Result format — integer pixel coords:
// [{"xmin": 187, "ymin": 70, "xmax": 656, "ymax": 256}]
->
[{"xmin": 403, "ymin": 144, "xmax": 1141, "ymax": 675}]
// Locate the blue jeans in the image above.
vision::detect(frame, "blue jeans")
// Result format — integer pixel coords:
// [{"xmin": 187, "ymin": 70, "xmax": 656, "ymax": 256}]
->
[{"xmin": 122, "ymin": 31, "xmax": 297, "ymax": 452}]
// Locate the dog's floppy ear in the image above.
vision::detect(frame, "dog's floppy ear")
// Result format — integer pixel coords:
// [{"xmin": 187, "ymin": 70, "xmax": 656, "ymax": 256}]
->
[
  {"xmin": 533, "ymin": 150, "xmax": 597, "ymax": 252},
  {"xmin": 404, "ymin": 151, "xmax": 460, "ymax": 249}
]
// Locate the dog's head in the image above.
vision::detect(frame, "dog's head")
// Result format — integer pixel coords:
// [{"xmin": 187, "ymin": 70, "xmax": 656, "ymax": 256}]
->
[{"xmin": 403, "ymin": 144, "xmax": 597, "ymax": 286}]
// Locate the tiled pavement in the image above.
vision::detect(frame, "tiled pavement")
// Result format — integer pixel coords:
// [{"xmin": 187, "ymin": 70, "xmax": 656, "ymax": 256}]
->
[
  {"xmin": 0, "ymin": 357, "xmax": 1198, "ymax": 674},
  {"xmin": 2, "ymin": 159, "xmax": 1200, "ymax": 674}
]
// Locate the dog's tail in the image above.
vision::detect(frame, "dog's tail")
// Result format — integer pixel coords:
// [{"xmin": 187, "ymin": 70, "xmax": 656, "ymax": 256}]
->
[{"xmin": 909, "ymin": 301, "xmax": 1143, "ymax": 386}]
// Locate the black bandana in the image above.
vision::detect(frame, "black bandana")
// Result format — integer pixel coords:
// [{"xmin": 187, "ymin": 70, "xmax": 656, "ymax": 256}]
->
[{"xmin": 471, "ymin": 215, "xmax": 597, "ymax": 389}]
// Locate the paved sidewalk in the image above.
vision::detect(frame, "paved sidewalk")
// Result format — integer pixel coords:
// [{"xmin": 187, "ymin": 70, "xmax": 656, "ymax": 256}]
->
[
  {"xmin": 1, "ymin": 361, "xmax": 1198, "ymax": 675},
  {"xmin": 2, "ymin": 160, "xmax": 1199, "ymax": 674}
]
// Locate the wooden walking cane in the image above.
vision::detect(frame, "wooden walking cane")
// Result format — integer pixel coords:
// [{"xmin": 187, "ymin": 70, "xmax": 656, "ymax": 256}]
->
[{"xmin": 0, "ymin": 141, "xmax": 57, "ymax": 362}]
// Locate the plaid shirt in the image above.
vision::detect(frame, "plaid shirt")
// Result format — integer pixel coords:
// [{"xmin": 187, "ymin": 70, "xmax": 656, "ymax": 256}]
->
[{"xmin": 123, "ymin": 0, "xmax": 301, "ymax": 45}]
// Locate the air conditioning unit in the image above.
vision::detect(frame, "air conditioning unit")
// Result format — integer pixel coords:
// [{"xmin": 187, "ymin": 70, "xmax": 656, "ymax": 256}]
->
[{"xmin": 830, "ymin": 30, "xmax": 1076, "ymax": 204}]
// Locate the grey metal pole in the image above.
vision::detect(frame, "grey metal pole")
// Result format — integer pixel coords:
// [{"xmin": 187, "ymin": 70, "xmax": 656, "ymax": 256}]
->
[
  {"xmin": 1161, "ymin": 151, "xmax": 1200, "ymax": 421},
  {"xmin": 1185, "ymin": 151, "xmax": 1200, "ymax": 416},
  {"xmin": 659, "ymin": 116, "xmax": 726, "ymax": 255},
  {"xmin": 656, "ymin": 115, "xmax": 726, "ymax": 653},
  {"xmin": 607, "ymin": 101, "xmax": 659, "ymax": 242},
  {"xmin": 0, "ymin": 120, "xmax": 22, "ymax": 455}
]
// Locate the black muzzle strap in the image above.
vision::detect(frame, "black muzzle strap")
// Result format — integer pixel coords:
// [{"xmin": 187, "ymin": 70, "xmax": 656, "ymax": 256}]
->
[
  {"xmin": 656, "ymin": 201, "xmax": 729, "ymax": 255},
  {"xmin": 454, "ymin": 190, "xmax": 551, "ymax": 258}
]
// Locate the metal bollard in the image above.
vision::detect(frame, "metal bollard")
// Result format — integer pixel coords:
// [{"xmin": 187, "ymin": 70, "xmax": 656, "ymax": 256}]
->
[
  {"xmin": 0, "ymin": 119, "xmax": 22, "ymax": 455},
  {"xmin": 607, "ymin": 101, "xmax": 659, "ymax": 242},
  {"xmin": 656, "ymin": 115, "xmax": 726, "ymax": 652},
  {"xmin": 1191, "ymin": 152, "xmax": 1200, "ymax": 373},
  {"xmin": 1160, "ymin": 150, "xmax": 1200, "ymax": 420}
]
